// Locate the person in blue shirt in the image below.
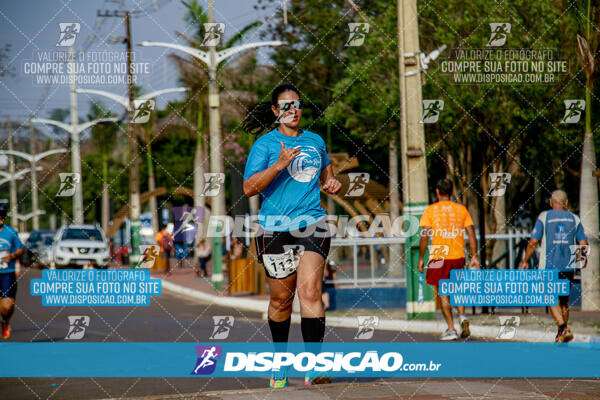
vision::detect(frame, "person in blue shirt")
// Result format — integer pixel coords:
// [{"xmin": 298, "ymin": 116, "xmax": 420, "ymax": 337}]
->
[
  {"xmin": 242, "ymin": 84, "xmax": 341, "ymax": 388},
  {"xmin": 0, "ymin": 203, "xmax": 25, "ymax": 339},
  {"xmin": 520, "ymin": 190, "xmax": 588, "ymax": 342}
]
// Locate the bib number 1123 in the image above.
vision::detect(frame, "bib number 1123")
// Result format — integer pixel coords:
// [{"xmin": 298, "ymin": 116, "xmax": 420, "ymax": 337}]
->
[{"xmin": 262, "ymin": 249, "xmax": 297, "ymax": 279}]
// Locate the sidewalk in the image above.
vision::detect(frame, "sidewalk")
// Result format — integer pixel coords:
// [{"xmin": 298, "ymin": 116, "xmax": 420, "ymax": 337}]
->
[
  {"xmin": 152, "ymin": 267, "xmax": 600, "ymax": 343},
  {"xmin": 152, "ymin": 267, "xmax": 270, "ymax": 313}
]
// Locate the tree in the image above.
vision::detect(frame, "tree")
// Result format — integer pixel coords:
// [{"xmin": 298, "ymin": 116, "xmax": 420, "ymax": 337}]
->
[
  {"xmin": 575, "ymin": 0, "xmax": 600, "ymax": 310},
  {"xmin": 0, "ymin": 44, "xmax": 15, "ymax": 77},
  {"xmin": 418, "ymin": 0, "xmax": 581, "ymax": 266},
  {"xmin": 262, "ymin": 0, "xmax": 399, "ymax": 203}
]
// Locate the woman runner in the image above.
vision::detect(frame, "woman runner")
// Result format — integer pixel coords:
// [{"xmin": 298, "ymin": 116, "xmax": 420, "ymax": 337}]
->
[{"xmin": 242, "ymin": 84, "xmax": 342, "ymax": 387}]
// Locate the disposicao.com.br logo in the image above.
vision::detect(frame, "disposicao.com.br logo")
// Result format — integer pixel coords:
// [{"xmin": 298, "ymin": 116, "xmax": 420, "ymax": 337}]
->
[{"xmin": 191, "ymin": 347, "xmax": 442, "ymax": 377}]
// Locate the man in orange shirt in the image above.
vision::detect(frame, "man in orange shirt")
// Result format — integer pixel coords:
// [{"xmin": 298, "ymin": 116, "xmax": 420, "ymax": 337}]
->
[{"xmin": 418, "ymin": 179, "xmax": 480, "ymax": 340}]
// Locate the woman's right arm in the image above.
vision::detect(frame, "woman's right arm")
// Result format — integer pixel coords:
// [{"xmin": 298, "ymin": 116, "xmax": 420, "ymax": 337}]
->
[{"xmin": 243, "ymin": 141, "xmax": 300, "ymax": 197}]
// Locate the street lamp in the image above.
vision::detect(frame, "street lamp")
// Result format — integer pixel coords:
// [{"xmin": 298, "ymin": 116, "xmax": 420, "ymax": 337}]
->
[
  {"xmin": 138, "ymin": 38, "xmax": 285, "ymax": 290},
  {"xmin": 0, "ymin": 149, "xmax": 67, "ymax": 230},
  {"xmin": 31, "ymin": 118, "xmax": 118, "ymax": 225},
  {"xmin": 9, "ymin": 210, "xmax": 46, "ymax": 232},
  {"xmin": 0, "ymin": 167, "xmax": 42, "ymax": 186},
  {"xmin": 13, "ymin": 210, "xmax": 46, "ymax": 221},
  {"xmin": 0, "ymin": 167, "xmax": 44, "ymax": 229},
  {"xmin": 76, "ymin": 87, "xmax": 189, "ymax": 110},
  {"xmin": 75, "ymin": 87, "xmax": 189, "ymax": 236}
]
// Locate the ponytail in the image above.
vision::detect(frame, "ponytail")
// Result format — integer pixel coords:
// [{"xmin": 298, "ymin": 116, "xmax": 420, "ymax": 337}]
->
[
  {"xmin": 242, "ymin": 83, "xmax": 301, "ymax": 135},
  {"xmin": 242, "ymin": 101, "xmax": 276, "ymax": 136}
]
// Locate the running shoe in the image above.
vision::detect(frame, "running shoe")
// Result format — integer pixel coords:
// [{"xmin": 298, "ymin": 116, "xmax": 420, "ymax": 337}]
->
[
  {"xmin": 269, "ymin": 369, "xmax": 289, "ymax": 389},
  {"xmin": 440, "ymin": 329, "xmax": 458, "ymax": 341},
  {"xmin": 1, "ymin": 321, "xmax": 10, "ymax": 339},
  {"xmin": 460, "ymin": 319, "xmax": 471, "ymax": 338},
  {"xmin": 304, "ymin": 371, "xmax": 332, "ymax": 385},
  {"xmin": 556, "ymin": 326, "xmax": 574, "ymax": 343}
]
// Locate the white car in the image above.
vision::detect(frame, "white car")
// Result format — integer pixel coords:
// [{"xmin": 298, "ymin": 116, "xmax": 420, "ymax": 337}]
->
[{"xmin": 51, "ymin": 224, "xmax": 110, "ymax": 269}]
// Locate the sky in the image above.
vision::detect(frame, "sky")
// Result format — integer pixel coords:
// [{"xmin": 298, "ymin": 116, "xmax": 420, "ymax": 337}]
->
[{"xmin": 0, "ymin": 0, "xmax": 280, "ymax": 136}]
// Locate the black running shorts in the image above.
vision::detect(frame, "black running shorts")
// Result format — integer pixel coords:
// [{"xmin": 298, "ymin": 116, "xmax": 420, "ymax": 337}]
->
[
  {"xmin": 255, "ymin": 218, "xmax": 331, "ymax": 279},
  {"xmin": 0, "ymin": 272, "xmax": 17, "ymax": 298}
]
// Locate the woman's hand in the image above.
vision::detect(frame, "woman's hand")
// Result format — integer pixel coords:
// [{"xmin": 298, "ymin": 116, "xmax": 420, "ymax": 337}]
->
[
  {"xmin": 319, "ymin": 164, "xmax": 341, "ymax": 195},
  {"xmin": 243, "ymin": 142, "xmax": 300, "ymax": 197},
  {"xmin": 274, "ymin": 141, "xmax": 301, "ymax": 171},
  {"xmin": 322, "ymin": 177, "xmax": 342, "ymax": 194}
]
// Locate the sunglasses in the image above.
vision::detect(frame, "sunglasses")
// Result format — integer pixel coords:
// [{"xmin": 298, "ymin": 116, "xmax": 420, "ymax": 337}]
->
[{"xmin": 278, "ymin": 100, "xmax": 303, "ymax": 111}]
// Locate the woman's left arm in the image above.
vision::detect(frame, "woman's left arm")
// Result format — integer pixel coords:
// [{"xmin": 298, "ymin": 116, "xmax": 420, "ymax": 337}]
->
[{"xmin": 320, "ymin": 164, "xmax": 342, "ymax": 195}]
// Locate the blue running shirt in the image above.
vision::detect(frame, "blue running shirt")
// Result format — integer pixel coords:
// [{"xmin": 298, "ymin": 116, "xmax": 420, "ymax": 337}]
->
[
  {"xmin": 0, "ymin": 225, "xmax": 24, "ymax": 274},
  {"xmin": 244, "ymin": 128, "xmax": 330, "ymax": 231},
  {"xmin": 530, "ymin": 209, "xmax": 587, "ymax": 270}
]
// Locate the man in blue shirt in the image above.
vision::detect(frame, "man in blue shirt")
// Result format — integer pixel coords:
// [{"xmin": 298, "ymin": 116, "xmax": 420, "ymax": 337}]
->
[
  {"xmin": 520, "ymin": 190, "xmax": 588, "ymax": 342},
  {"xmin": 0, "ymin": 203, "xmax": 25, "ymax": 339}
]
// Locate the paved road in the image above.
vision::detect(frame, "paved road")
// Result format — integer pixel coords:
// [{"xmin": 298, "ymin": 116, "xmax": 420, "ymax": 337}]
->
[
  {"xmin": 0, "ymin": 268, "xmax": 439, "ymax": 400},
  {"xmin": 1, "ymin": 268, "xmax": 599, "ymax": 400}
]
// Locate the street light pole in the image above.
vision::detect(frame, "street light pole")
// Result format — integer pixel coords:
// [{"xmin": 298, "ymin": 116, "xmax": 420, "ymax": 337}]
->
[
  {"xmin": 123, "ymin": 10, "xmax": 144, "ymax": 264},
  {"xmin": 207, "ymin": 0, "xmax": 225, "ymax": 289},
  {"xmin": 68, "ymin": 46, "xmax": 84, "ymax": 225},
  {"xmin": 0, "ymin": 167, "xmax": 43, "ymax": 187},
  {"xmin": 397, "ymin": 0, "xmax": 434, "ymax": 320},
  {"xmin": 139, "ymin": 25, "xmax": 284, "ymax": 290},
  {"xmin": 0, "ymin": 148, "xmax": 69, "ymax": 230},
  {"xmin": 31, "ymin": 117, "xmax": 117, "ymax": 225},
  {"xmin": 345, "ymin": 0, "xmax": 430, "ymax": 313},
  {"xmin": 29, "ymin": 117, "xmax": 41, "ymax": 230},
  {"xmin": 12, "ymin": 211, "xmax": 46, "ymax": 232},
  {"xmin": 6, "ymin": 116, "xmax": 18, "ymax": 228},
  {"xmin": 32, "ymin": 46, "xmax": 117, "ymax": 225},
  {"xmin": 75, "ymin": 87, "xmax": 189, "ymax": 235}
]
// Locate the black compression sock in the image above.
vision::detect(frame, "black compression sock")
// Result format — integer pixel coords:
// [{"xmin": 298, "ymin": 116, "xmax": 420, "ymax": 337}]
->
[
  {"xmin": 268, "ymin": 318, "xmax": 290, "ymax": 373},
  {"xmin": 301, "ymin": 317, "xmax": 326, "ymax": 341},
  {"xmin": 268, "ymin": 317, "xmax": 291, "ymax": 343},
  {"xmin": 301, "ymin": 317, "xmax": 326, "ymax": 356}
]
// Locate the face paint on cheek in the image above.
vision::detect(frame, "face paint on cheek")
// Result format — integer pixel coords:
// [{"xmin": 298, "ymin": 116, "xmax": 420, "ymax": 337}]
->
[
  {"xmin": 277, "ymin": 109, "xmax": 295, "ymax": 124},
  {"xmin": 276, "ymin": 100, "xmax": 301, "ymax": 124}
]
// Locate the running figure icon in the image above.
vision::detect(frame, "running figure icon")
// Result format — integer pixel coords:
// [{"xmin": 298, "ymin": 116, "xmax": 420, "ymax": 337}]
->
[
  {"xmin": 209, "ymin": 316, "xmax": 234, "ymax": 339},
  {"xmin": 193, "ymin": 346, "xmax": 219, "ymax": 374}
]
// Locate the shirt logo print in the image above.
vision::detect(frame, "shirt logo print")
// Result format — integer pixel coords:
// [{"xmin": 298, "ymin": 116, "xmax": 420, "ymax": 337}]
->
[{"xmin": 287, "ymin": 145, "xmax": 321, "ymax": 183}]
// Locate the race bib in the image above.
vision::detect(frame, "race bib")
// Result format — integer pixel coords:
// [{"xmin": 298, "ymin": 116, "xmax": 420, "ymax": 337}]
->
[
  {"xmin": 0, "ymin": 251, "xmax": 9, "ymax": 269},
  {"xmin": 262, "ymin": 249, "xmax": 298, "ymax": 279}
]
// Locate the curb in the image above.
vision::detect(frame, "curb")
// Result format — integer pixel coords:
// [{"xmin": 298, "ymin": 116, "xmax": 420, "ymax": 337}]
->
[
  {"xmin": 160, "ymin": 279, "xmax": 269, "ymax": 313},
  {"xmin": 159, "ymin": 278, "xmax": 599, "ymax": 343}
]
